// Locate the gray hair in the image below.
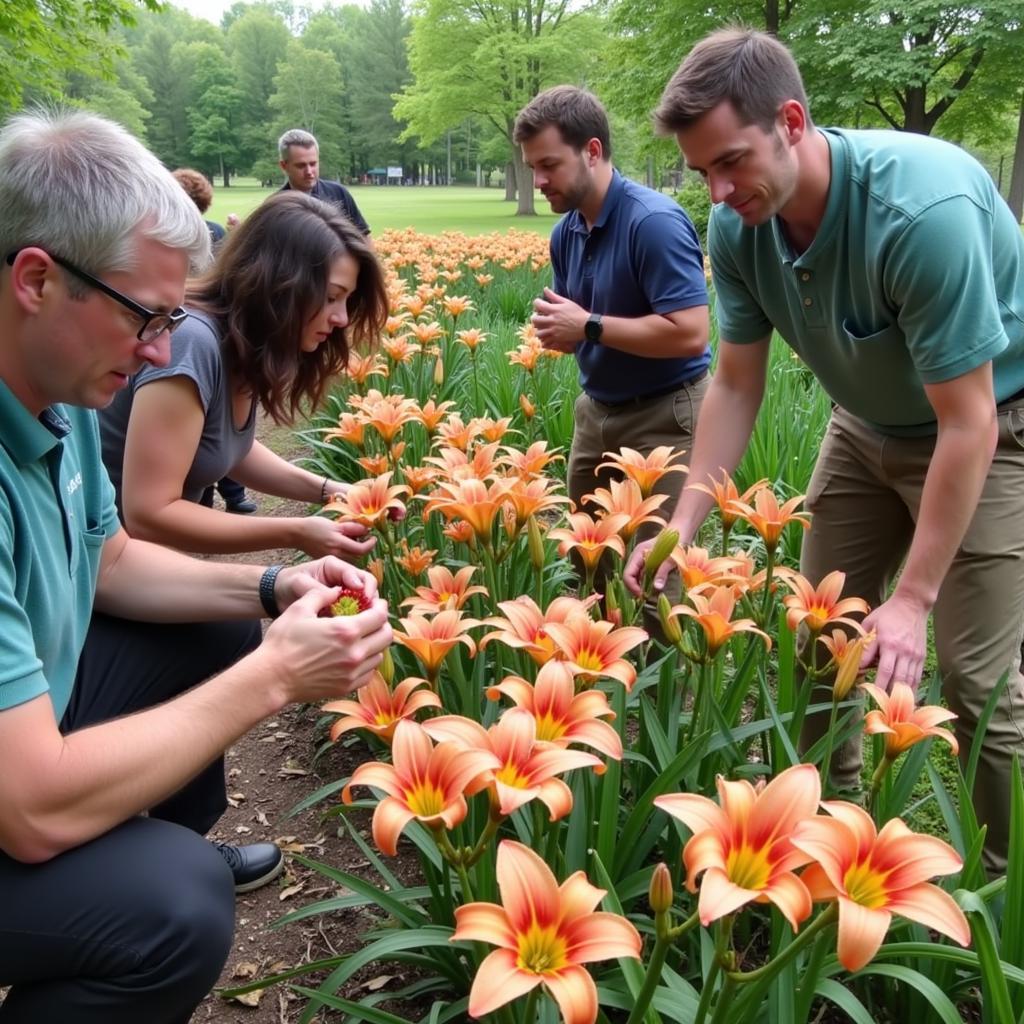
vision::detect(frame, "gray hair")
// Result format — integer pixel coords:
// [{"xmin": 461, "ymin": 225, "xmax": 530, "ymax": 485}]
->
[
  {"xmin": 278, "ymin": 128, "xmax": 318, "ymax": 160},
  {"xmin": 0, "ymin": 108, "xmax": 210, "ymax": 283}
]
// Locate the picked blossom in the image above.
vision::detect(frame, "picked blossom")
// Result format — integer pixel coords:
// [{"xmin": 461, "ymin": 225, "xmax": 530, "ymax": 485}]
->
[
  {"xmin": 597, "ymin": 446, "xmax": 688, "ymax": 498},
  {"xmin": 783, "ymin": 570, "xmax": 869, "ymax": 635},
  {"xmin": 791, "ymin": 800, "xmax": 970, "ymax": 971},
  {"xmin": 655, "ymin": 764, "xmax": 821, "ymax": 930},
  {"xmin": 324, "ymin": 673, "xmax": 441, "ymax": 742},
  {"xmin": 342, "ymin": 720, "xmax": 499, "ymax": 855},
  {"xmin": 424, "ymin": 709, "xmax": 602, "ymax": 820},
  {"xmin": 861, "ymin": 682, "xmax": 959, "ymax": 759},
  {"xmin": 453, "ymin": 841, "xmax": 641, "ymax": 1024},
  {"xmin": 726, "ymin": 486, "xmax": 811, "ymax": 552},
  {"xmin": 487, "ymin": 660, "xmax": 622, "ymax": 764},
  {"xmin": 401, "ymin": 564, "xmax": 488, "ymax": 614},
  {"xmin": 330, "ymin": 588, "xmax": 372, "ymax": 616}
]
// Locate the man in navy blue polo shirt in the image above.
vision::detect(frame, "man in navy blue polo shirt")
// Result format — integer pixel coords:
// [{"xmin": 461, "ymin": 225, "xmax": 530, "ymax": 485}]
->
[
  {"xmin": 514, "ymin": 86, "xmax": 710, "ymax": 594},
  {"xmin": 277, "ymin": 128, "xmax": 371, "ymax": 236}
]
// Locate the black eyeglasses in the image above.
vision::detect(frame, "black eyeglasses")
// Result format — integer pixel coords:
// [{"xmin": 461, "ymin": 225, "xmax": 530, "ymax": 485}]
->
[{"xmin": 5, "ymin": 249, "xmax": 189, "ymax": 343}]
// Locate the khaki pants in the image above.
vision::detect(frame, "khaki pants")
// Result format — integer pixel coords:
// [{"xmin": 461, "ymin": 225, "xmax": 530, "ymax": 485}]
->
[
  {"xmin": 568, "ymin": 375, "xmax": 709, "ymax": 625},
  {"xmin": 800, "ymin": 400, "xmax": 1024, "ymax": 873}
]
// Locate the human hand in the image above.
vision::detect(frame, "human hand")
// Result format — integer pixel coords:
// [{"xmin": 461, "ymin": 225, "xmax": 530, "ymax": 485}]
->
[
  {"xmin": 530, "ymin": 287, "xmax": 587, "ymax": 353},
  {"xmin": 299, "ymin": 516, "xmax": 377, "ymax": 559},
  {"xmin": 859, "ymin": 594, "xmax": 929, "ymax": 692},
  {"xmin": 226, "ymin": 213, "xmax": 240, "ymax": 229},
  {"xmin": 277, "ymin": 558, "xmax": 378, "ymax": 608},
  {"xmin": 262, "ymin": 588, "xmax": 392, "ymax": 701}
]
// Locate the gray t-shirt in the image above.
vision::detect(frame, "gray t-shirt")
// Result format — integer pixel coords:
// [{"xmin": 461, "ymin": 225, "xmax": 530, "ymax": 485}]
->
[{"xmin": 100, "ymin": 309, "xmax": 257, "ymax": 514}]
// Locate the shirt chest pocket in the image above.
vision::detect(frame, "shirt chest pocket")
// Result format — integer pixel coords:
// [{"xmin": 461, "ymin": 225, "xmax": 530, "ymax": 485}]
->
[{"xmin": 69, "ymin": 523, "xmax": 107, "ymax": 582}]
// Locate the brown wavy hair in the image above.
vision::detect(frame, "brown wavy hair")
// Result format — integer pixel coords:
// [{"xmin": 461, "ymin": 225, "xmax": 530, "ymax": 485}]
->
[{"xmin": 187, "ymin": 191, "xmax": 386, "ymax": 424}]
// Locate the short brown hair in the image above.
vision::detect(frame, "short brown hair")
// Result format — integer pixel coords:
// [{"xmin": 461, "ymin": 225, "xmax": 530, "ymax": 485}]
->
[
  {"xmin": 654, "ymin": 28, "xmax": 809, "ymax": 134},
  {"xmin": 513, "ymin": 85, "xmax": 612, "ymax": 158},
  {"xmin": 171, "ymin": 168, "xmax": 214, "ymax": 213},
  {"xmin": 187, "ymin": 192, "xmax": 387, "ymax": 425}
]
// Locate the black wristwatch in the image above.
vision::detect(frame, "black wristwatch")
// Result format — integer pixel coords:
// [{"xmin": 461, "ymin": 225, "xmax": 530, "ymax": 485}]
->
[{"xmin": 584, "ymin": 312, "xmax": 603, "ymax": 344}]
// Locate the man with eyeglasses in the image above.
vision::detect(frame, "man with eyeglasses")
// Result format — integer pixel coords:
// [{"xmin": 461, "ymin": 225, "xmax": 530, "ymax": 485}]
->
[{"xmin": 0, "ymin": 109, "xmax": 392, "ymax": 1022}]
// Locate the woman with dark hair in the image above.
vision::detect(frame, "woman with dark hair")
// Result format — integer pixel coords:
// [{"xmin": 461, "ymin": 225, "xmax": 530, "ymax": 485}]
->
[{"xmin": 100, "ymin": 190, "xmax": 390, "ymax": 558}]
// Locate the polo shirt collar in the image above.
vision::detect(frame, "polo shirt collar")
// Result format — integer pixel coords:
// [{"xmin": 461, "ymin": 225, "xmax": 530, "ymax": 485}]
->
[
  {"xmin": 0, "ymin": 378, "xmax": 70, "ymax": 466},
  {"xmin": 567, "ymin": 169, "xmax": 624, "ymax": 235}
]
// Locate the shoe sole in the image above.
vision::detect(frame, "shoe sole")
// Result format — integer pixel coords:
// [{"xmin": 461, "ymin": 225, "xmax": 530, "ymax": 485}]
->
[{"xmin": 234, "ymin": 854, "xmax": 285, "ymax": 894}]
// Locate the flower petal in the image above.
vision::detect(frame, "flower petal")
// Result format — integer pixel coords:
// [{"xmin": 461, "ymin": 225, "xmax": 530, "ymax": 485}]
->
[
  {"xmin": 836, "ymin": 896, "xmax": 891, "ymax": 972},
  {"xmin": 467, "ymin": 948, "xmax": 540, "ymax": 1018},
  {"xmin": 496, "ymin": 840, "xmax": 561, "ymax": 931},
  {"xmin": 885, "ymin": 883, "xmax": 970, "ymax": 948},
  {"xmin": 563, "ymin": 912, "xmax": 642, "ymax": 963},
  {"xmin": 371, "ymin": 796, "xmax": 415, "ymax": 856},
  {"xmin": 696, "ymin": 866, "xmax": 759, "ymax": 926},
  {"xmin": 543, "ymin": 964, "xmax": 598, "ymax": 1024},
  {"xmin": 762, "ymin": 872, "xmax": 813, "ymax": 931},
  {"xmin": 452, "ymin": 902, "xmax": 516, "ymax": 949}
]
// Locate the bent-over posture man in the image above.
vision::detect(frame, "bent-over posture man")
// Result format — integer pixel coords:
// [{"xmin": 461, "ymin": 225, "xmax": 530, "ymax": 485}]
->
[
  {"xmin": 627, "ymin": 29, "xmax": 1024, "ymax": 875},
  {"xmin": 0, "ymin": 109, "xmax": 392, "ymax": 1022}
]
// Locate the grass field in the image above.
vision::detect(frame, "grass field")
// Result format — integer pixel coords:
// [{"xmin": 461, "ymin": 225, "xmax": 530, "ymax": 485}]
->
[{"xmin": 206, "ymin": 181, "xmax": 561, "ymax": 237}]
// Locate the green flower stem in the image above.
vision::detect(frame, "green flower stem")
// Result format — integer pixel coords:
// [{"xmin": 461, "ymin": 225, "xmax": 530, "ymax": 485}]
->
[
  {"xmin": 757, "ymin": 547, "xmax": 777, "ymax": 627},
  {"xmin": 707, "ymin": 973, "xmax": 739, "ymax": 1024},
  {"xmin": 719, "ymin": 523, "xmax": 732, "ymax": 559},
  {"xmin": 818, "ymin": 698, "xmax": 841, "ymax": 798},
  {"xmin": 464, "ymin": 817, "xmax": 502, "ymax": 868},
  {"xmin": 726, "ymin": 903, "xmax": 838, "ymax": 985},
  {"xmin": 694, "ymin": 914, "xmax": 734, "ymax": 1024},
  {"xmin": 625, "ymin": 913, "xmax": 675, "ymax": 1024},
  {"xmin": 470, "ymin": 349, "xmax": 481, "ymax": 417},
  {"xmin": 867, "ymin": 755, "xmax": 893, "ymax": 818}
]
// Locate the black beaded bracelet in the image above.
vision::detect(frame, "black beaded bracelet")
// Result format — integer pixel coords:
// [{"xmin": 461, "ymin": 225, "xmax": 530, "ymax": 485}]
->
[
  {"xmin": 259, "ymin": 564, "xmax": 284, "ymax": 619},
  {"xmin": 320, "ymin": 476, "xmax": 329, "ymax": 503}
]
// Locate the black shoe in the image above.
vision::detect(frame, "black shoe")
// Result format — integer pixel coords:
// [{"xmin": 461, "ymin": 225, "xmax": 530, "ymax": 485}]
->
[
  {"xmin": 215, "ymin": 841, "xmax": 284, "ymax": 893},
  {"xmin": 226, "ymin": 497, "xmax": 259, "ymax": 514}
]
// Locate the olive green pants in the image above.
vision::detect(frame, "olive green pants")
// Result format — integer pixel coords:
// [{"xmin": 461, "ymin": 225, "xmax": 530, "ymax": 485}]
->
[{"xmin": 800, "ymin": 400, "xmax": 1024, "ymax": 874}]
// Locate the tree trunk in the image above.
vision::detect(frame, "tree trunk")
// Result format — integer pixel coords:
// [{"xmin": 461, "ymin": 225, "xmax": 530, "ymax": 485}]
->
[
  {"xmin": 504, "ymin": 159, "xmax": 517, "ymax": 202},
  {"xmin": 902, "ymin": 85, "xmax": 929, "ymax": 134},
  {"xmin": 1008, "ymin": 90, "xmax": 1024, "ymax": 224},
  {"xmin": 513, "ymin": 147, "xmax": 535, "ymax": 215}
]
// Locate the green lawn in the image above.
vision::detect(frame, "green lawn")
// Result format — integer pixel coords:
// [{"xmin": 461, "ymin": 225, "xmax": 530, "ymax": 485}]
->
[{"xmin": 206, "ymin": 183, "xmax": 560, "ymax": 237}]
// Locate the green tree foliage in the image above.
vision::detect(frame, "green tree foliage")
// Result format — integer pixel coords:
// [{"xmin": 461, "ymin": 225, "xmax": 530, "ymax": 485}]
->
[
  {"xmin": 183, "ymin": 42, "xmax": 243, "ymax": 185},
  {"xmin": 0, "ymin": 0, "xmax": 160, "ymax": 113},
  {"xmin": 395, "ymin": 0, "xmax": 607, "ymax": 213}
]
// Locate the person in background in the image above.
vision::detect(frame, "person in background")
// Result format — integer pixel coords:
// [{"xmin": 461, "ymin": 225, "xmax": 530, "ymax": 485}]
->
[
  {"xmin": 100, "ymin": 190, "xmax": 391, "ymax": 559},
  {"xmin": 171, "ymin": 167, "xmax": 256, "ymax": 514},
  {"xmin": 277, "ymin": 128, "xmax": 371, "ymax": 236},
  {"xmin": 0, "ymin": 108, "xmax": 392, "ymax": 1021},
  {"xmin": 627, "ymin": 28, "xmax": 1024, "ymax": 875}
]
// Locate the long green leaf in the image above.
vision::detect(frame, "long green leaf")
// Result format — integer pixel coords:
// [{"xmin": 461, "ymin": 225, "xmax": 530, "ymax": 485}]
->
[
  {"xmin": 853, "ymin": 964, "xmax": 964, "ymax": 1024},
  {"xmin": 1006, "ymin": 756, "xmax": 1024, "ymax": 1019},
  {"xmin": 958, "ymin": 889, "xmax": 1016, "ymax": 1024},
  {"xmin": 290, "ymin": 984, "xmax": 415, "ymax": 1022},
  {"xmin": 965, "ymin": 671, "xmax": 1009, "ymax": 795},
  {"xmin": 813, "ymin": 979, "xmax": 875, "ymax": 1024}
]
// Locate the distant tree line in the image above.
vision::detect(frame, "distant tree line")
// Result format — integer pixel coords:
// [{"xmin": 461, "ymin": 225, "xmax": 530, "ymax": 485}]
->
[{"xmin": 1, "ymin": 0, "xmax": 1021, "ymax": 220}]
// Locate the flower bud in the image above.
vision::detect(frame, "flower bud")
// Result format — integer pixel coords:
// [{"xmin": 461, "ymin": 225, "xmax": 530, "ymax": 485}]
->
[
  {"xmin": 658, "ymin": 593, "xmax": 683, "ymax": 645},
  {"xmin": 379, "ymin": 646, "xmax": 395, "ymax": 684},
  {"xmin": 833, "ymin": 632, "xmax": 871, "ymax": 701},
  {"xmin": 433, "ymin": 356, "xmax": 444, "ymax": 386},
  {"xmin": 644, "ymin": 528, "xmax": 679, "ymax": 585},
  {"xmin": 527, "ymin": 515, "xmax": 545, "ymax": 571},
  {"xmin": 649, "ymin": 862, "xmax": 674, "ymax": 914},
  {"xmin": 519, "ymin": 393, "xmax": 536, "ymax": 419}
]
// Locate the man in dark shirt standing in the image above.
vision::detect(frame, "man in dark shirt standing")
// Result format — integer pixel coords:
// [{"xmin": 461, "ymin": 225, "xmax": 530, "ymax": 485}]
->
[{"xmin": 277, "ymin": 129, "xmax": 371, "ymax": 236}]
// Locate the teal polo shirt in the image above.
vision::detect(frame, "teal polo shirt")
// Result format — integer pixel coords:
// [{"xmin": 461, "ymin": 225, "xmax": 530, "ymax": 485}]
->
[
  {"xmin": 710, "ymin": 128, "xmax": 1024, "ymax": 437},
  {"xmin": 0, "ymin": 380, "xmax": 120, "ymax": 720}
]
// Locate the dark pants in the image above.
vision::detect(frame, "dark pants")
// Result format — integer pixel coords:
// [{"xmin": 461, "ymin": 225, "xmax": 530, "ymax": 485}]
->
[
  {"xmin": 200, "ymin": 476, "xmax": 247, "ymax": 509},
  {"xmin": 0, "ymin": 613, "xmax": 262, "ymax": 1022}
]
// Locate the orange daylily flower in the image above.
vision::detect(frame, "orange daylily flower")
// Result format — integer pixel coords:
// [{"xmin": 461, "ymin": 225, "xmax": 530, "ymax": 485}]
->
[
  {"xmin": 456, "ymin": 327, "xmax": 488, "ymax": 350},
  {"xmin": 424, "ymin": 442, "xmax": 501, "ymax": 482},
  {"xmin": 358, "ymin": 454, "xmax": 391, "ymax": 476},
  {"xmin": 347, "ymin": 351, "xmax": 388, "ymax": 386},
  {"xmin": 487, "ymin": 661, "xmax": 622, "ymax": 763},
  {"xmin": 434, "ymin": 414, "xmax": 481, "ymax": 451},
  {"xmin": 401, "ymin": 565, "xmax": 488, "ymax": 614},
  {"xmin": 382, "ymin": 335, "xmax": 416, "ymax": 364},
  {"xmin": 818, "ymin": 629, "xmax": 875, "ymax": 700},
  {"xmin": 669, "ymin": 585, "xmax": 771, "ymax": 658},
  {"xmin": 324, "ymin": 673, "xmax": 441, "ymax": 742},
  {"xmin": 443, "ymin": 520, "xmax": 476, "ymax": 545},
  {"xmin": 401, "ymin": 464, "xmax": 440, "ymax": 495},
  {"xmin": 393, "ymin": 609, "xmax": 480, "ymax": 681},
  {"xmin": 364, "ymin": 397, "xmax": 419, "ymax": 444},
  {"xmin": 500, "ymin": 441, "xmax": 564, "ymax": 480},
  {"xmin": 791, "ymin": 800, "xmax": 970, "ymax": 972},
  {"xmin": 395, "ymin": 543, "xmax": 437, "ymax": 577},
  {"xmin": 474, "ymin": 272, "xmax": 493, "ymax": 287},
  {"xmin": 502, "ymin": 476, "xmax": 572, "ymax": 528},
  {"xmin": 480, "ymin": 595, "xmax": 601, "ymax": 665},
  {"xmin": 690, "ymin": 469, "xmax": 769, "ymax": 529},
  {"xmin": 508, "ymin": 341, "xmax": 542, "ymax": 372},
  {"xmin": 414, "ymin": 398, "xmax": 457, "ymax": 434},
  {"xmin": 408, "ymin": 321, "xmax": 445, "ymax": 347},
  {"xmin": 726, "ymin": 486, "xmax": 811, "ymax": 552},
  {"xmin": 322, "ymin": 412, "xmax": 366, "ymax": 449},
  {"xmin": 422, "ymin": 477, "xmax": 513, "ymax": 542},
  {"xmin": 323, "ymin": 472, "xmax": 408, "ymax": 529},
  {"xmin": 548, "ymin": 511, "xmax": 630, "ymax": 572},
  {"xmin": 783, "ymin": 570, "xmax": 870, "ymax": 635},
  {"xmin": 443, "ymin": 294, "xmax": 473, "ymax": 319},
  {"xmin": 597, "ymin": 445, "xmax": 688, "ymax": 498},
  {"xmin": 654, "ymin": 763, "xmax": 822, "ymax": 930},
  {"xmin": 342, "ymin": 720, "xmax": 500, "ymax": 855},
  {"xmin": 583, "ymin": 478, "xmax": 667, "ymax": 541},
  {"xmin": 383, "ymin": 312, "xmax": 410, "ymax": 336},
  {"xmin": 424, "ymin": 709, "xmax": 602, "ymax": 819},
  {"xmin": 543, "ymin": 615, "xmax": 647, "ymax": 690},
  {"xmin": 399, "ymin": 293, "xmax": 430, "ymax": 318},
  {"xmin": 668, "ymin": 545, "xmax": 744, "ymax": 591},
  {"xmin": 453, "ymin": 840, "xmax": 642, "ymax": 1024},
  {"xmin": 861, "ymin": 682, "xmax": 959, "ymax": 758},
  {"xmin": 472, "ymin": 415, "xmax": 515, "ymax": 443},
  {"xmin": 519, "ymin": 393, "xmax": 536, "ymax": 418}
]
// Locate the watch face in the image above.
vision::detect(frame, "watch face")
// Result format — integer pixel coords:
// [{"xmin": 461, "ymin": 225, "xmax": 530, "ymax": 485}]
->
[{"xmin": 585, "ymin": 315, "xmax": 602, "ymax": 342}]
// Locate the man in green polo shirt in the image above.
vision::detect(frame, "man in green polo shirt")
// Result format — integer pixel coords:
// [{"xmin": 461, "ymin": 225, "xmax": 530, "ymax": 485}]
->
[
  {"xmin": 626, "ymin": 28, "xmax": 1024, "ymax": 875},
  {"xmin": 0, "ymin": 110, "xmax": 393, "ymax": 1022}
]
